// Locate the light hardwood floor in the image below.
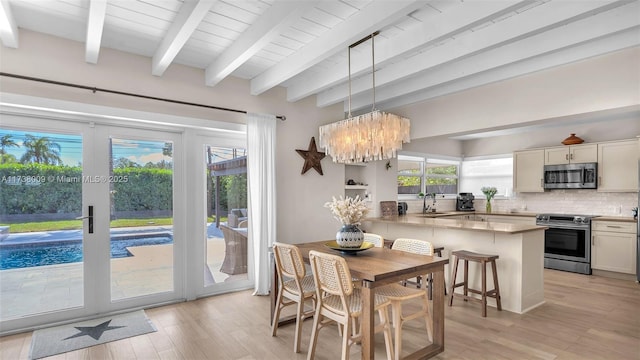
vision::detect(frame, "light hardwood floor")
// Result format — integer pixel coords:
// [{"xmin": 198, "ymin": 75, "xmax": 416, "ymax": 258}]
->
[{"xmin": 1, "ymin": 269, "xmax": 639, "ymax": 359}]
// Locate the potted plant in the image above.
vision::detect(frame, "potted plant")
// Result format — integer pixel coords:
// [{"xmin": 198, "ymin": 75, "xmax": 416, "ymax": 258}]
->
[{"xmin": 324, "ymin": 195, "xmax": 370, "ymax": 248}]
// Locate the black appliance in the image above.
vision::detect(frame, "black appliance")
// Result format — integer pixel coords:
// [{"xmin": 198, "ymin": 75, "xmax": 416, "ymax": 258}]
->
[
  {"xmin": 536, "ymin": 213, "xmax": 594, "ymax": 274},
  {"xmin": 456, "ymin": 193, "xmax": 475, "ymax": 211},
  {"xmin": 398, "ymin": 202, "xmax": 408, "ymax": 215},
  {"xmin": 543, "ymin": 162, "xmax": 597, "ymax": 189}
]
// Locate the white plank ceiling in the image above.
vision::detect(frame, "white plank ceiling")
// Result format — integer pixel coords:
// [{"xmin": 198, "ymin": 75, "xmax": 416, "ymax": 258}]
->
[{"xmin": 1, "ymin": 0, "xmax": 639, "ymax": 114}]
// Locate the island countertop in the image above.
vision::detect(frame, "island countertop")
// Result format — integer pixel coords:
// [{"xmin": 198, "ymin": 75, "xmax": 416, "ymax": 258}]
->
[{"xmin": 364, "ymin": 214, "xmax": 547, "ymax": 234}]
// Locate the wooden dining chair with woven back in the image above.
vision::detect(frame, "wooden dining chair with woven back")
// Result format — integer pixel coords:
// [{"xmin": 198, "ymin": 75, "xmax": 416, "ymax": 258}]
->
[
  {"xmin": 271, "ymin": 242, "xmax": 317, "ymax": 353},
  {"xmin": 306, "ymin": 250, "xmax": 394, "ymax": 360},
  {"xmin": 374, "ymin": 237, "xmax": 434, "ymax": 360}
]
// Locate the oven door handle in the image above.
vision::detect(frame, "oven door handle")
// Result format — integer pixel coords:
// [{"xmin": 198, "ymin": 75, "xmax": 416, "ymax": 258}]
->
[{"xmin": 537, "ymin": 223, "xmax": 590, "ymax": 230}]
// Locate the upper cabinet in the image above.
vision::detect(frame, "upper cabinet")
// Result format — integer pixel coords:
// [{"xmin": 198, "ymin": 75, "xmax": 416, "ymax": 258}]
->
[
  {"xmin": 597, "ymin": 139, "xmax": 639, "ymax": 192},
  {"xmin": 544, "ymin": 144, "xmax": 597, "ymax": 165},
  {"xmin": 513, "ymin": 149, "xmax": 545, "ymax": 193}
]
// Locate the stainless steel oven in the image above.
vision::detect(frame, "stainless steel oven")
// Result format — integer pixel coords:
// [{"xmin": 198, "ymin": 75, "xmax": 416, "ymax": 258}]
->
[{"xmin": 536, "ymin": 213, "xmax": 593, "ymax": 275}]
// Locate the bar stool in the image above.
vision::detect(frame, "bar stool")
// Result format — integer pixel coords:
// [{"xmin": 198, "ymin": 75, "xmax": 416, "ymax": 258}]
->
[{"xmin": 448, "ymin": 250, "xmax": 502, "ymax": 317}]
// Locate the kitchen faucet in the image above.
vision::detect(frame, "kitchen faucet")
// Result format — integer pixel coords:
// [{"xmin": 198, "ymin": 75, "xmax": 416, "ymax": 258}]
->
[{"xmin": 423, "ymin": 192, "xmax": 437, "ymax": 214}]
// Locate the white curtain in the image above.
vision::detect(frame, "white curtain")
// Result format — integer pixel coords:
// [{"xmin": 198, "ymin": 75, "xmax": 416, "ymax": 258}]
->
[{"xmin": 246, "ymin": 112, "xmax": 277, "ymax": 295}]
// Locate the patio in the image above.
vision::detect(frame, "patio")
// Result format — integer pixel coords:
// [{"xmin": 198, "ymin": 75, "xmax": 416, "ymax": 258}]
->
[{"xmin": 0, "ymin": 230, "xmax": 238, "ymax": 320}]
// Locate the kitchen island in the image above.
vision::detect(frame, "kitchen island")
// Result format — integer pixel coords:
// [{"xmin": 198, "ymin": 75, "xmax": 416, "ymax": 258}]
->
[{"xmin": 362, "ymin": 214, "xmax": 547, "ymax": 314}]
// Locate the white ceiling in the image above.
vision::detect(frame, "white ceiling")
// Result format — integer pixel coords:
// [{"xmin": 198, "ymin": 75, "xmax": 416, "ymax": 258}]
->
[{"xmin": 1, "ymin": 0, "xmax": 639, "ymax": 119}]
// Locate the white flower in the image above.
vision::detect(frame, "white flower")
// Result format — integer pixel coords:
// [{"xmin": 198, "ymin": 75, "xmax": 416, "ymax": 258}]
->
[
  {"xmin": 324, "ymin": 195, "xmax": 370, "ymax": 225},
  {"xmin": 481, "ymin": 186, "xmax": 497, "ymax": 200}
]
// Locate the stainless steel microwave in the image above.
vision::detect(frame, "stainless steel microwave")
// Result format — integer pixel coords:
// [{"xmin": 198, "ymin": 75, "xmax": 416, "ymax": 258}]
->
[{"xmin": 543, "ymin": 162, "xmax": 597, "ymax": 189}]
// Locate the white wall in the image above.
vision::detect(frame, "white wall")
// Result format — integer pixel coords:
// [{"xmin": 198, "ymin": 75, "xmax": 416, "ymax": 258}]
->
[{"xmin": 0, "ymin": 30, "xmax": 346, "ymax": 244}]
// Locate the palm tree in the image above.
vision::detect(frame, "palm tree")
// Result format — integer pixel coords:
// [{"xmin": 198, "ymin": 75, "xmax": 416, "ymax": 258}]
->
[
  {"xmin": 0, "ymin": 134, "xmax": 19, "ymax": 155},
  {"xmin": 20, "ymin": 134, "xmax": 63, "ymax": 165}
]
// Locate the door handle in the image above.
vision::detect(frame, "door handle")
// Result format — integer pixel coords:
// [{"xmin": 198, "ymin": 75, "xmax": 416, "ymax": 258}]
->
[{"xmin": 76, "ymin": 206, "xmax": 94, "ymax": 234}]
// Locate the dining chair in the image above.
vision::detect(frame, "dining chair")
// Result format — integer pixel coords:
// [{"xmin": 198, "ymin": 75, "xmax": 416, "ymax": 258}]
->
[
  {"xmin": 375, "ymin": 238, "xmax": 434, "ymax": 360},
  {"xmin": 363, "ymin": 232, "xmax": 384, "ymax": 248},
  {"xmin": 271, "ymin": 242, "xmax": 317, "ymax": 353},
  {"xmin": 307, "ymin": 250, "xmax": 394, "ymax": 360}
]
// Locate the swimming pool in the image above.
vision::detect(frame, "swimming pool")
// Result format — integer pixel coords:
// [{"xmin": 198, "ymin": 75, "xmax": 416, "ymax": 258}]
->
[{"xmin": 0, "ymin": 236, "xmax": 173, "ymax": 270}]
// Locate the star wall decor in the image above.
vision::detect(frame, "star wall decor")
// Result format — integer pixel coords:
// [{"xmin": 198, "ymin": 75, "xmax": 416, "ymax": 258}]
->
[
  {"xmin": 63, "ymin": 319, "xmax": 126, "ymax": 341},
  {"xmin": 296, "ymin": 137, "xmax": 326, "ymax": 175}
]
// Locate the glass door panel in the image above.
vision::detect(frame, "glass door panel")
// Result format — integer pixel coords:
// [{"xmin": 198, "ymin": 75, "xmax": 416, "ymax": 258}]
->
[
  {"xmin": 109, "ymin": 137, "xmax": 174, "ymax": 301},
  {"xmin": 205, "ymin": 145, "xmax": 248, "ymax": 287},
  {"xmin": 0, "ymin": 128, "xmax": 85, "ymax": 320}
]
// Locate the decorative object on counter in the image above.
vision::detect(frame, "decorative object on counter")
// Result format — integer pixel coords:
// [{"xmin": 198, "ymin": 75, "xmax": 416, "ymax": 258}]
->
[
  {"xmin": 380, "ymin": 200, "xmax": 398, "ymax": 217},
  {"xmin": 295, "ymin": 137, "xmax": 325, "ymax": 175},
  {"xmin": 325, "ymin": 195, "xmax": 369, "ymax": 248},
  {"xmin": 561, "ymin": 133, "xmax": 584, "ymax": 145},
  {"xmin": 481, "ymin": 186, "xmax": 497, "ymax": 213},
  {"xmin": 318, "ymin": 32, "xmax": 410, "ymax": 164}
]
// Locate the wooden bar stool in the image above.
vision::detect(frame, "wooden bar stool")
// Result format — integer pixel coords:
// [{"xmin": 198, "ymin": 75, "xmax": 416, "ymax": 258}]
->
[{"xmin": 448, "ymin": 250, "xmax": 502, "ymax": 317}]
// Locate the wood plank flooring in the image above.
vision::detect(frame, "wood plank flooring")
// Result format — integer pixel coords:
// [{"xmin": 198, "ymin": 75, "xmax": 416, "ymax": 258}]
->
[{"xmin": 1, "ymin": 269, "xmax": 639, "ymax": 359}]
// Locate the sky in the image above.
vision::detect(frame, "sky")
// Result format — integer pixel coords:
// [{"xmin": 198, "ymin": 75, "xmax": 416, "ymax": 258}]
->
[
  {"xmin": 0, "ymin": 129, "xmax": 171, "ymax": 166},
  {"xmin": 0, "ymin": 129, "xmax": 246, "ymax": 166}
]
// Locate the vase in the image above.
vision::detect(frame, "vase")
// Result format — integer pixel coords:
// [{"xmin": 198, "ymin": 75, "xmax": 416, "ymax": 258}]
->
[
  {"xmin": 336, "ymin": 224, "xmax": 364, "ymax": 248},
  {"xmin": 486, "ymin": 199, "xmax": 492, "ymax": 213}
]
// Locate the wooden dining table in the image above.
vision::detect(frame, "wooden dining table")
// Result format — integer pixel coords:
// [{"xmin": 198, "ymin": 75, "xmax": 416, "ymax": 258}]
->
[{"xmin": 272, "ymin": 240, "xmax": 449, "ymax": 360}]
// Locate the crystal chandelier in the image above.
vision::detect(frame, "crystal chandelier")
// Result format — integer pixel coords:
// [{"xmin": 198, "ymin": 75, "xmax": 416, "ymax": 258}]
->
[{"xmin": 319, "ymin": 32, "xmax": 410, "ymax": 164}]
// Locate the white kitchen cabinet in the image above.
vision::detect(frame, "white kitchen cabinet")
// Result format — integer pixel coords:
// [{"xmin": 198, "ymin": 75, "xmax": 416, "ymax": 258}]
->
[
  {"xmin": 591, "ymin": 220, "xmax": 637, "ymax": 274},
  {"xmin": 544, "ymin": 144, "xmax": 597, "ymax": 165},
  {"xmin": 597, "ymin": 139, "xmax": 639, "ymax": 192},
  {"xmin": 513, "ymin": 149, "xmax": 544, "ymax": 193}
]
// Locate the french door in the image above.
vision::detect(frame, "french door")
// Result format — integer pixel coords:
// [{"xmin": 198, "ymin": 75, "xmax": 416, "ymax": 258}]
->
[{"xmin": 0, "ymin": 116, "xmax": 183, "ymax": 331}]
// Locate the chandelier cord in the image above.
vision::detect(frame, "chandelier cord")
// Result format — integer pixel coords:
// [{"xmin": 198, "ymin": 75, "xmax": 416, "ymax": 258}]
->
[
  {"xmin": 371, "ymin": 33, "xmax": 376, "ymax": 112},
  {"xmin": 347, "ymin": 46, "xmax": 352, "ymax": 118}
]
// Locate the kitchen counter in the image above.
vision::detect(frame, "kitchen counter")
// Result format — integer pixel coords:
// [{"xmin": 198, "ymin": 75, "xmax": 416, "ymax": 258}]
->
[
  {"xmin": 363, "ymin": 213, "xmax": 546, "ymax": 314},
  {"xmin": 367, "ymin": 213, "xmax": 546, "ymax": 234}
]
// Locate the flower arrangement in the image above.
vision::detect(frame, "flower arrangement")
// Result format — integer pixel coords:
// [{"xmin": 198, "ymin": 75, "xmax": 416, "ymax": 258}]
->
[
  {"xmin": 481, "ymin": 186, "xmax": 497, "ymax": 213},
  {"xmin": 481, "ymin": 186, "xmax": 498, "ymax": 201},
  {"xmin": 324, "ymin": 195, "xmax": 370, "ymax": 225}
]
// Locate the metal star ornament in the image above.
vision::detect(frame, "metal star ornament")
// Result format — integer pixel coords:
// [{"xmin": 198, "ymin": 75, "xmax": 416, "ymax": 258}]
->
[{"xmin": 296, "ymin": 137, "xmax": 326, "ymax": 175}]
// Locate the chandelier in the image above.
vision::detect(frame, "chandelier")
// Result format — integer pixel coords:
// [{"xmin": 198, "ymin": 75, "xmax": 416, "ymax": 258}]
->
[{"xmin": 319, "ymin": 32, "xmax": 410, "ymax": 164}]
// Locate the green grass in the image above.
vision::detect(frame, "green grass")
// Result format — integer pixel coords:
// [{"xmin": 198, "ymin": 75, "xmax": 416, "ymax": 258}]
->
[
  {"xmin": 2, "ymin": 218, "xmax": 173, "ymax": 233},
  {"xmin": 1, "ymin": 216, "xmax": 227, "ymax": 233}
]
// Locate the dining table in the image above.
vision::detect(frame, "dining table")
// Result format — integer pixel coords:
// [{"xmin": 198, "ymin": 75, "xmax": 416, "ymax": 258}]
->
[{"xmin": 272, "ymin": 240, "xmax": 449, "ymax": 360}]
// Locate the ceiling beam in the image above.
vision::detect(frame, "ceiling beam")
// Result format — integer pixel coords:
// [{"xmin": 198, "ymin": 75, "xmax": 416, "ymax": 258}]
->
[
  {"xmin": 318, "ymin": 0, "xmax": 630, "ymax": 108},
  {"xmin": 152, "ymin": 0, "xmax": 218, "ymax": 77},
  {"xmin": 346, "ymin": 3, "xmax": 640, "ymax": 112},
  {"xmin": 0, "ymin": 0, "xmax": 18, "ymax": 48},
  {"xmin": 85, "ymin": 0, "xmax": 107, "ymax": 64},
  {"xmin": 381, "ymin": 30, "xmax": 639, "ymax": 115},
  {"xmin": 249, "ymin": 0, "xmax": 428, "ymax": 96},
  {"xmin": 285, "ymin": 0, "xmax": 527, "ymax": 102},
  {"xmin": 205, "ymin": 1, "xmax": 315, "ymax": 87}
]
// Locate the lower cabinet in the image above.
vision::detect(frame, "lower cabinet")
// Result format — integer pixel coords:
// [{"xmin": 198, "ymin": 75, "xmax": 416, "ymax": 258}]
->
[{"xmin": 591, "ymin": 220, "xmax": 637, "ymax": 274}]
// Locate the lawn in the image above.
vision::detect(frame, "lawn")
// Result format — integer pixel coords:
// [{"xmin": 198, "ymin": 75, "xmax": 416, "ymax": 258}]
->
[{"xmin": 2, "ymin": 216, "xmax": 226, "ymax": 233}]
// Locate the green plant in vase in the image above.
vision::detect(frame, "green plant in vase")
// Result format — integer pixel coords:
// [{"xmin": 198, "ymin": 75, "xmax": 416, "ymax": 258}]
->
[{"xmin": 481, "ymin": 186, "xmax": 497, "ymax": 213}]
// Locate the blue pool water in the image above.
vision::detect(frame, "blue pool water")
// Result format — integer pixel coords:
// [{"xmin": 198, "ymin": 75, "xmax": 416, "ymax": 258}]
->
[{"xmin": 0, "ymin": 236, "xmax": 173, "ymax": 270}]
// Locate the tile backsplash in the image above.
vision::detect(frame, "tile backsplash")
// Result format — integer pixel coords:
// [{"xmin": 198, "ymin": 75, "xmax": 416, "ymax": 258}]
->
[{"xmin": 401, "ymin": 190, "xmax": 637, "ymax": 217}]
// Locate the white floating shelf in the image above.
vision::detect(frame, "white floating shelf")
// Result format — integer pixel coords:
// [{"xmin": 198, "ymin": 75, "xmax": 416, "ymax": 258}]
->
[{"xmin": 345, "ymin": 185, "xmax": 368, "ymax": 190}]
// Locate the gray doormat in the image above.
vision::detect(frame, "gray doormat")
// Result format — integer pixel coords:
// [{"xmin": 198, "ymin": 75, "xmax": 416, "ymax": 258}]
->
[{"xmin": 29, "ymin": 310, "xmax": 156, "ymax": 359}]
